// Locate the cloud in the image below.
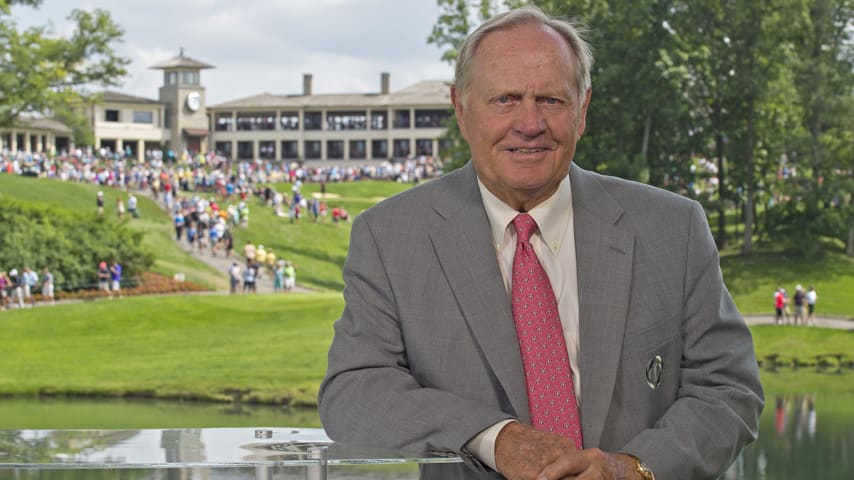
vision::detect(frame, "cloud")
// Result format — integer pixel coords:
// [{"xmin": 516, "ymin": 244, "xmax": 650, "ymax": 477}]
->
[{"xmin": 11, "ymin": 0, "xmax": 453, "ymax": 104}]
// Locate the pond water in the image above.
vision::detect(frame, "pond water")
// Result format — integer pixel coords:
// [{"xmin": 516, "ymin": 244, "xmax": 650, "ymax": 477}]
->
[{"xmin": 0, "ymin": 392, "xmax": 851, "ymax": 479}]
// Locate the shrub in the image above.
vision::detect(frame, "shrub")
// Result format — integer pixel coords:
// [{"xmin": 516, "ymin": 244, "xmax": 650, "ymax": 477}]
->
[{"xmin": 0, "ymin": 195, "xmax": 154, "ymax": 288}]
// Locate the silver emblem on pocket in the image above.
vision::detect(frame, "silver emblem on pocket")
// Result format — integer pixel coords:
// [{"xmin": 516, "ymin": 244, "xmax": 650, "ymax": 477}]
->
[{"xmin": 646, "ymin": 355, "xmax": 663, "ymax": 390}]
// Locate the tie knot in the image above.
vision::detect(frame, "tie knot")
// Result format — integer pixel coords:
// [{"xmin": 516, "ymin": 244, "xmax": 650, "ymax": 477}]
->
[{"xmin": 513, "ymin": 213, "xmax": 538, "ymax": 243}]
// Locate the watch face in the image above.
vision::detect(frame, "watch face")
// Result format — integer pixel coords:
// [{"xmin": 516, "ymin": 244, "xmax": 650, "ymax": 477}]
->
[{"xmin": 186, "ymin": 92, "xmax": 201, "ymax": 112}]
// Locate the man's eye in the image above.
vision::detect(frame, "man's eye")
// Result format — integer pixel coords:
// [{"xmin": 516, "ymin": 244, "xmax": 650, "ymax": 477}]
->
[
  {"xmin": 496, "ymin": 95, "xmax": 511, "ymax": 104},
  {"xmin": 543, "ymin": 97, "xmax": 560, "ymax": 104}
]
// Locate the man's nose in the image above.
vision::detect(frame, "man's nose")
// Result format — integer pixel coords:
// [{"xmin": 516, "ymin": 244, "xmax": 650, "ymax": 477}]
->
[{"xmin": 513, "ymin": 100, "xmax": 546, "ymax": 137}]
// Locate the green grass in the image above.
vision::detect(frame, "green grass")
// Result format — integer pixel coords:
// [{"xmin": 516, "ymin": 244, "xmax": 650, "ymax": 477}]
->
[
  {"xmin": 0, "ymin": 398, "xmax": 322, "ymax": 429},
  {"xmin": 751, "ymin": 325, "xmax": 853, "ymax": 360},
  {"xmin": 721, "ymin": 251, "xmax": 854, "ymax": 317},
  {"xmin": 0, "ymin": 294, "xmax": 343, "ymax": 406}
]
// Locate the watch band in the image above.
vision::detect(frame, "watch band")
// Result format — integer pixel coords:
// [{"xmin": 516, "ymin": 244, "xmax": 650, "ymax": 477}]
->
[{"xmin": 625, "ymin": 454, "xmax": 655, "ymax": 480}]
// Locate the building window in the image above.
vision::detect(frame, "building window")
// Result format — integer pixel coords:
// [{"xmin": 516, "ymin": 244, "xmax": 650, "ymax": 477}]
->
[
  {"xmin": 236, "ymin": 112, "xmax": 276, "ymax": 131},
  {"xmin": 304, "ymin": 140, "xmax": 321, "ymax": 159},
  {"xmin": 327, "ymin": 140, "xmax": 344, "ymax": 159},
  {"xmin": 349, "ymin": 140, "xmax": 366, "ymax": 159},
  {"xmin": 181, "ymin": 71, "xmax": 199, "ymax": 85},
  {"xmin": 326, "ymin": 111, "xmax": 367, "ymax": 131},
  {"xmin": 415, "ymin": 109, "xmax": 452, "ymax": 128},
  {"xmin": 393, "ymin": 139, "xmax": 411, "ymax": 158},
  {"xmin": 237, "ymin": 141, "xmax": 254, "ymax": 159},
  {"xmin": 166, "ymin": 71, "xmax": 178, "ymax": 85},
  {"xmin": 281, "ymin": 141, "xmax": 299, "ymax": 159},
  {"xmin": 105, "ymin": 110, "xmax": 120, "ymax": 122},
  {"xmin": 371, "ymin": 139, "xmax": 388, "ymax": 159},
  {"xmin": 393, "ymin": 109, "xmax": 411, "ymax": 128},
  {"xmin": 215, "ymin": 141, "xmax": 232, "ymax": 158},
  {"xmin": 304, "ymin": 112, "xmax": 323, "ymax": 131},
  {"xmin": 416, "ymin": 139, "xmax": 433, "ymax": 156},
  {"xmin": 259, "ymin": 141, "xmax": 275, "ymax": 159},
  {"xmin": 371, "ymin": 110, "xmax": 387, "ymax": 130},
  {"xmin": 215, "ymin": 114, "xmax": 234, "ymax": 131},
  {"xmin": 280, "ymin": 112, "xmax": 299, "ymax": 130},
  {"xmin": 100, "ymin": 139, "xmax": 116, "ymax": 153},
  {"xmin": 133, "ymin": 111, "xmax": 154, "ymax": 124}
]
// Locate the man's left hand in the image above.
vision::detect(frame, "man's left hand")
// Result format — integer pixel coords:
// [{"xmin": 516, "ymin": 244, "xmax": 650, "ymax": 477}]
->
[{"xmin": 535, "ymin": 450, "xmax": 640, "ymax": 480}]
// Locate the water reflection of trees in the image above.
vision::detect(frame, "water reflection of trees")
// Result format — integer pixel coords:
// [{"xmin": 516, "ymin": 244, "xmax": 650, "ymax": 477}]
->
[
  {"xmin": 0, "ymin": 430, "xmax": 138, "ymax": 464},
  {"xmin": 724, "ymin": 394, "xmax": 854, "ymax": 479},
  {"xmin": 0, "ymin": 429, "xmax": 150, "ymax": 479}
]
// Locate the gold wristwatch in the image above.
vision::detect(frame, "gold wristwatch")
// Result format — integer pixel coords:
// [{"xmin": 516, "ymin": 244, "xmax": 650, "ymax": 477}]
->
[{"xmin": 625, "ymin": 454, "xmax": 655, "ymax": 480}]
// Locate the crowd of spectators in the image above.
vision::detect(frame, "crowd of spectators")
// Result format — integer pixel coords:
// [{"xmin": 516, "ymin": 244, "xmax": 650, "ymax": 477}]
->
[
  {"xmin": 3, "ymin": 146, "xmax": 436, "ymax": 302},
  {"xmin": 1, "ymin": 146, "xmax": 442, "ymax": 191}
]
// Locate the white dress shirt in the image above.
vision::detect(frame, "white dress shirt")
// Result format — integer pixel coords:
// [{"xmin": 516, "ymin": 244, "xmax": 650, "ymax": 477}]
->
[{"xmin": 465, "ymin": 172, "xmax": 580, "ymax": 470}]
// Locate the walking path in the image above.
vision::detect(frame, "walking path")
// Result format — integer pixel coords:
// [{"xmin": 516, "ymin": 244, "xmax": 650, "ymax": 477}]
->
[
  {"xmin": 140, "ymin": 188, "xmax": 314, "ymax": 295},
  {"xmin": 743, "ymin": 315, "xmax": 853, "ymax": 330},
  {"xmin": 174, "ymin": 237, "xmax": 314, "ymax": 294}
]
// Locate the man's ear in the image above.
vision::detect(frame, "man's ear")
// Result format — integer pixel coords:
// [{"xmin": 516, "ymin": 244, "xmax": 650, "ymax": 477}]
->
[
  {"xmin": 577, "ymin": 87, "xmax": 592, "ymax": 138},
  {"xmin": 450, "ymin": 85, "xmax": 467, "ymax": 138}
]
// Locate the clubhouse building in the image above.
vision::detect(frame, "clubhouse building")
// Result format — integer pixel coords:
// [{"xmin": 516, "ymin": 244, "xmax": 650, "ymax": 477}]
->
[{"xmin": 1, "ymin": 51, "xmax": 453, "ymax": 165}]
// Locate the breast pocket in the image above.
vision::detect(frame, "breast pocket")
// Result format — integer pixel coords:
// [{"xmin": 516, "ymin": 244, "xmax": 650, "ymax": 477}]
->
[{"xmin": 622, "ymin": 315, "xmax": 682, "ymax": 398}]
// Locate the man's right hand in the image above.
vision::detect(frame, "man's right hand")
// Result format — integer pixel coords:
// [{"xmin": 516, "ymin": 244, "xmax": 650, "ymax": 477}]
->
[{"xmin": 494, "ymin": 421, "xmax": 577, "ymax": 480}]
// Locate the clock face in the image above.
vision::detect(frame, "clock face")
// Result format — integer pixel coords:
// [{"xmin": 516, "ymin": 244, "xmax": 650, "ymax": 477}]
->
[{"xmin": 186, "ymin": 92, "xmax": 201, "ymax": 112}]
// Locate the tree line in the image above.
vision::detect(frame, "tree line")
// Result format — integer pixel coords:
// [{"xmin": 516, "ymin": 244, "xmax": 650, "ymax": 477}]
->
[{"xmin": 430, "ymin": 0, "xmax": 854, "ymax": 257}]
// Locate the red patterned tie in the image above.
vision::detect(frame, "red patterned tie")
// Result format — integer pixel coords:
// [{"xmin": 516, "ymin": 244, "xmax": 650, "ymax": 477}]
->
[{"xmin": 511, "ymin": 213, "xmax": 582, "ymax": 449}]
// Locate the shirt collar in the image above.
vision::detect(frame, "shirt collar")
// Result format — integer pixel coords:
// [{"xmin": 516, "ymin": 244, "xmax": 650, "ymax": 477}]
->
[{"xmin": 478, "ymin": 173, "xmax": 573, "ymax": 253}]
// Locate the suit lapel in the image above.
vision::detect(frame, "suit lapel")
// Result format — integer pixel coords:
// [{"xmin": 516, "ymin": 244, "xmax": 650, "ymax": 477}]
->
[
  {"xmin": 428, "ymin": 164, "xmax": 530, "ymax": 420},
  {"xmin": 571, "ymin": 166, "xmax": 635, "ymax": 447}
]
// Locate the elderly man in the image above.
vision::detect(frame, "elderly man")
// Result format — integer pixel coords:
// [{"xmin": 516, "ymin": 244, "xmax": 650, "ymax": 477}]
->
[{"xmin": 319, "ymin": 6, "xmax": 763, "ymax": 480}]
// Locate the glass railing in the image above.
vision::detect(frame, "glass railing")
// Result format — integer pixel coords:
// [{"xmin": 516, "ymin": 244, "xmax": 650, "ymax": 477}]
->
[{"xmin": 0, "ymin": 427, "xmax": 462, "ymax": 479}]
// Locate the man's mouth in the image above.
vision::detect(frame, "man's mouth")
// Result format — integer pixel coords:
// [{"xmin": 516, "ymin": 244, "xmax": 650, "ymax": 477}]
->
[{"xmin": 508, "ymin": 148, "xmax": 547, "ymax": 153}]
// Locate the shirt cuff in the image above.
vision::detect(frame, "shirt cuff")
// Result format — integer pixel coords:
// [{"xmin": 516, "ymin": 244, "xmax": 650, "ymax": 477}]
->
[{"xmin": 463, "ymin": 419, "xmax": 516, "ymax": 471}]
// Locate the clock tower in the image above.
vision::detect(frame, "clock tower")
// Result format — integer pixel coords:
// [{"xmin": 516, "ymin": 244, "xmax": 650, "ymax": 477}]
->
[{"xmin": 151, "ymin": 48, "xmax": 214, "ymax": 155}]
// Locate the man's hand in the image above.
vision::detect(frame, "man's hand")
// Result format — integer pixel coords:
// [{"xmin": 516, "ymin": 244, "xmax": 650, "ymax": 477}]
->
[
  {"xmin": 494, "ymin": 422, "xmax": 575, "ymax": 479},
  {"xmin": 494, "ymin": 422, "xmax": 641, "ymax": 480}
]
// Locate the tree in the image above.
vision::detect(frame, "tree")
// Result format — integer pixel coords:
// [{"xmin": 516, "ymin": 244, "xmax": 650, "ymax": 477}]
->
[
  {"xmin": 790, "ymin": 0, "xmax": 854, "ymax": 255},
  {"xmin": 0, "ymin": 0, "xmax": 129, "ymax": 129}
]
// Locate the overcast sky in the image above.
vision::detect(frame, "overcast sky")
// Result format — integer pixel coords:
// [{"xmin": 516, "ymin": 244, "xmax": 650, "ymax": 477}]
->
[{"xmin": 10, "ymin": 0, "xmax": 457, "ymax": 105}]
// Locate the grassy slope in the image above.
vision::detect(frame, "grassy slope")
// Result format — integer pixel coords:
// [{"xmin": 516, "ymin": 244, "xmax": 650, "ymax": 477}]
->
[
  {"xmin": 3, "ymin": 173, "xmax": 851, "ymax": 313},
  {"xmin": 0, "ymin": 175, "xmax": 226, "ymax": 290},
  {"xmin": 225, "ymin": 180, "xmax": 412, "ymax": 291}
]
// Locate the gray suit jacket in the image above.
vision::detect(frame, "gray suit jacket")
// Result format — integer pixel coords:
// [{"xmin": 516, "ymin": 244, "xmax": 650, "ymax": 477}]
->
[{"xmin": 319, "ymin": 163, "xmax": 763, "ymax": 480}]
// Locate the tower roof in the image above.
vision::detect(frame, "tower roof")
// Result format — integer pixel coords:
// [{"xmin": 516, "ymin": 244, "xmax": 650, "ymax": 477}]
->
[{"xmin": 150, "ymin": 48, "xmax": 214, "ymax": 70}]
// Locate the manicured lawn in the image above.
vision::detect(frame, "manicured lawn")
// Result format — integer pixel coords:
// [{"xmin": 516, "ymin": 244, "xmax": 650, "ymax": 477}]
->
[{"xmin": 0, "ymin": 294, "xmax": 343, "ymax": 406}]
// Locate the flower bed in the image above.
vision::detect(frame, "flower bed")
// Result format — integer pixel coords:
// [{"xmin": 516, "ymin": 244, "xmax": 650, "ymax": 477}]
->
[{"xmin": 47, "ymin": 272, "xmax": 210, "ymax": 301}]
